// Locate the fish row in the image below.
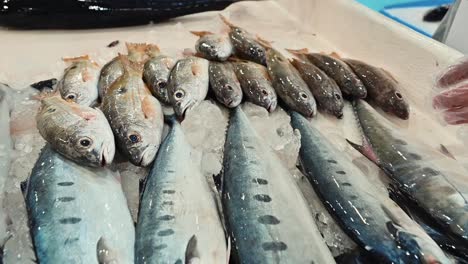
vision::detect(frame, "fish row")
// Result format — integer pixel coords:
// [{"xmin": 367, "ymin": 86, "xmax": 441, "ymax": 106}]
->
[{"xmin": 22, "ymin": 101, "xmax": 468, "ymax": 264}]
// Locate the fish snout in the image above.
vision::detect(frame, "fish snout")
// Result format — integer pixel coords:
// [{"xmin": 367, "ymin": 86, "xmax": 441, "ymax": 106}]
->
[
  {"xmin": 100, "ymin": 143, "xmax": 116, "ymax": 167},
  {"xmin": 138, "ymin": 147, "xmax": 158, "ymax": 167}
]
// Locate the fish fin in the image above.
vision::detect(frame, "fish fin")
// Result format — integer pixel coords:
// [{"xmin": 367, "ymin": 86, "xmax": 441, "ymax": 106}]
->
[
  {"xmin": 346, "ymin": 139, "xmax": 380, "ymax": 164},
  {"xmin": 191, "ymin": 63, "xmax": 204, "ymax": 76},
  {"xmin": 96, "ymin": 237, "xmax": 119, "ymax": 264},
  {"xmin": 226, "ymin": 236, "xmax": 231, "ymax": 264},
  {"xmin": 255, "ymin": 36, "xmax": 272, "ymax": 49},
  {"xmin": 62, "ymin": 55, "xmax": 90, "ymax": 63},
  {"xmin": 118, "ymin": 54, "xmax": 144, "ymax": 74},
  {"xmin": 141, "ymin": 95, "xmax": 160, "ymax": 120},
  {"xmin": 20, "ymin": 180, "xmax": 28, "ymax": 198},
  {"xmin": 219, "ymin": 14, "xmax": 235, "ymax": 28},
  {"xmin": 139, "ymin": 178, "xmax": 146, "ymax": 195},
  {"xmin": 380, "ymin": 68, "xmax": 399, "ymax": 83},
  {"xmin": 185, "ymin": 235, "xmax": 201, "ymax": 264},
  {"xmin": 286, "ymin": 48, "xmax": 310, "ymax": 55},
  {"xmin": 329, "ymin": 52, "xmax": 342, "ymax": 59},
  {"xmin": 212, "ymin": 172, "xmax": 222, "ymax": 193},
  {"xmin": 182, "ymin": 48, "xmax": 196, "ymax": 57},
  {"xmin": 190, "ymin": 30, "xmax": 214, "ymax": 37},
  {"xmin": 67, "ymin": 103, "xmax": 98, "ymax": 121},
  {"xmin": 126, "ymin": 42, "xmax": 160, "ymax": 55},
  {"xmin": 439, "ymin": 144, "xmax": 456, "ymax": 160},
  {"xmin": 30, "ymin": 78, "xmax": 58, "ymax": 92},
  {"xmin": 380, "ymin": 203, "xmax": 405, "ymax": 227}
]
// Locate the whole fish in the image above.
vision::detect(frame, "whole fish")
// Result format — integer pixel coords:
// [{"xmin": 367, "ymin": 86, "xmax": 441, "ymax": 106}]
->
[
  {"xmin": 349, "ymin": 99, "xmax": 468, "ymax": 246},
  {"xmin": 232, "ymin": 60, "xmax": 277, "ymax": 112},
  {"xmin": 143, "ymin": 54, "xmax": 176, "ymax": 104},
  {"xmin": 265, "ymin": 48, "xmax": 317, "ymax": 117},
  {"xmin": 288, "ymin": 49, "xmax": 367, "ymax": 99},
  {"xmin": 345, "ymin": 59, "xmax": 410, "ymax": 120},
  {"xmin": 208, "ymin": 61, "xmax": 243, "ymax": 108},
  {"xmin": 168, "ymin": 56, "xmax": 209, "ymax": 117},
  {"xmin": 36, "ymin": 96, "xmax": 115, "ymax": 167},
  {"xmin": 191, "ymin": 31, "xmax": 233, "ymax": 61},
  {"xmin": 101, "ymin": 55, "xmax": 164, "ymax": 167},
  {"xmin": 222, "ymin": 107, "xmax": 335, "ymax": 264},
  {"xmin": 57, "ymin": 55, "xmax": 100, "ymax": 106},
  {"xmin": 0, "ymin": 0, "xmax": 247, "ymax": 29},
  {"xmin": 291, "ymin": 111, "xmax": 452, "ymax": 264},
  {"xmin": 99, "ymin": 43, "xmax": 160, "ymax": 99},
  {"xmin": 22, "ymin": 145, "xmax": 135, "ymax": 263},
  {"xmin": 291, "ymin": 58, "xmax": 344, "ymax": 118},
  {"xmin": 220, "ymin": 15, "xmax": 266, "ymax": 65},
  {"xmin": 135, "ymin": 118, "xmax": 227, "ymax": 264}
]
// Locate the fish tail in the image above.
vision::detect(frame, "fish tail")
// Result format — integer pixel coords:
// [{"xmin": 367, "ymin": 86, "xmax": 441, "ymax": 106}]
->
[
  {"xmin": 62, "ymin": 54, "xmax": 90, "ymax": 63},
  {"xmin": 190, "ymin": 31, "xmax": 213, "ymax": 37},
  {"xmin": 118, "ymin": 54, "xmax": 144, "ymax": 74},
  {"xmin": 185, "ymin": 235, "xmax": 200, "ymax": 264},
  {"xmin": 126, "ymin": 42, "xmax": 160, "ymax": 56}
]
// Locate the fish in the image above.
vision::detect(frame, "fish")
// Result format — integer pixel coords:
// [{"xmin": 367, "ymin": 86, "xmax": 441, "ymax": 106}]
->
[
  {"xmin": 135, "ymin": 117, "xmax": 227, "ymax": 264},
  {"xmin": 287, "ymin": 49, "xmax": 367, "ymax": 99},
  {"xmin": 222, "ymin": 106, "xmax": 335, "ymax": 264},
  {"xmin": 345, "ymin": 59, "xmax": 410, "ymax": 120},
  {"xmin": 349, "ymin": 99, "xmax": 468, "ymax": 246},
  {"xmin": 290, "ymin": 58, "xmax": 344, "ymax": 118},
  {"xmin": 220, "ymin": 15, "xmax": 266, "ymax": 65},
  {"xmin": 143, "ymin": 54, "xmax": 176, "ymax": 104},
  {"xmin": 98, "ymin": 42, "xmax": 160, "ymax": 99},
  {"xmin": 22, "ymin": 145, "xmax": 135, "ymax": 263},
  {"xmin": 36, "ymin": 96, "xmax": 115, "ymax": 167},
  {"xmin": 291, "ymin": 111, "xmax": 452, "ymax": 264},
  {"xmin": 232, "ymin": 60, "xmax": 277, "ymax": 112},
  {"xmin": 30, "ymin": 78, "xmax": 58, "ymax": 92},
  {"xmin": 102, "ymin": 56, "xmax": 163, "ymax": 167},
  {"xmin": 57, "ymin": 55, "xmax": 100, "ymax": 106},
  {"xmin": 208, "ymin": 61, "xmax": 243, "ymax": 108},
  {"xmin": 265, "ymin": 47, "xmax": 317, "ymax": 117},
  {"xmin": 191, "ymin": 31, "xmax": 233, "ymax": 61},
  {"xmin": 0, "ymin": 0, "xmax": 247, "ymax": 29},
  {"xmin": 167, "ymin": 56, "xmax": 209, "ymax": 117},
  {"xmin": 436, "ymin": 58, "xmax": 468, "ymax": 89}
]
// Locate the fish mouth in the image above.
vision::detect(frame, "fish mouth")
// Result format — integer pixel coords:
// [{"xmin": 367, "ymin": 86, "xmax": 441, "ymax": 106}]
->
[
  {"xmin": 99, "ymin": 144, "xmax": 115, "ymax": 167},
  {"xmin": 177, "ymin": 101, "xmax": 196, "ymax": 120},
  {"xmin": 267, "ymin": 100, "xmax": 277, "ymax": 113},
  {"xmin": 138, "ymin": 147, "xmax": 158, "ymax": 167}
]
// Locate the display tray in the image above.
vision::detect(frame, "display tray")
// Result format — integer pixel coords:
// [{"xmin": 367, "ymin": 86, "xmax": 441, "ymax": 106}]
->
[{"xmin": 0, "ymin": 0, "xmax": 466, "ymax": 263}]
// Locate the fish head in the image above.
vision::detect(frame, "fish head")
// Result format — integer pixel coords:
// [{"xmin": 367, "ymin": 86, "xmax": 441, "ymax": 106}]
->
[
  {"xmin": 197, "ymin": 35, "xmax": 230, "ymax": 61},
  {"xmin": 352, "ymin": 82, "xmax": 368, "ymax": 99},
  {"xmin": 295, "ymin": 89, "xmax": 317, "ymax": 117},
  {"xmin": 60, "ymin": 62, "xmax": 99, "ymax": 106},
  {"xmin": 219, "ymin": 82, "xmax": 243, "ymax": 108},
  {"xmin": 171, "ymin": 85, "xmax": 197, "ymax": 118},
  {"xmin": 119, "ymin": 122, "xmax": 159, "ymax": 167},
  {"xmin": 383, "ymin": 91, "xmax": 410, "ymax": 119},
  {"xmin": 328, "ymin": 90, "xmax": 345, "ymax": 118}
]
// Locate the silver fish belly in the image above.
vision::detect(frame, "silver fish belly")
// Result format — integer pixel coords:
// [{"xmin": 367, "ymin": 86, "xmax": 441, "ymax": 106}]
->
[
  {"xmin": 23, "ymin": 146, "xmax": 135, "ymax": 264},
  {"xmin": 222, "ymin": 107, "xmax": 335, "ymax": 264},
  {"xmin": 135, "ymin": 119, "xmax": 227, "ymax": 264}
]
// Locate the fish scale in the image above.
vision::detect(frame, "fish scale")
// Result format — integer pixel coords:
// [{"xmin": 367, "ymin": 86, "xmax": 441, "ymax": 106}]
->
[{"xmin": 222, "ymin": 107, "xmax": 335, "ymax": 264}]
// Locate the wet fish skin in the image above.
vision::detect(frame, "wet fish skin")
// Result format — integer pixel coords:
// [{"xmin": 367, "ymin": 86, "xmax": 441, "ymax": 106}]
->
[
  {"xmin": 220, "ymin": 16, "xmax": 266, "ymax": 65},
  {"xmin": 290, "ymin": 50, "xmax": 367, "ymax": 99},
  {"xmin": 209, "ymin": 61, "xmax": 243, "ymax": 108},
  {"xmin": 168, "ymin": 56, "xmax": 209, "ymax": 117},
  {"xmin": 345, "ymin": 59, "xmax": 410, "ymax": 120},
  {"xmin": 57, "ymin": 55, "xmax": 99, "ymax": 106},
  {"xmin": 222, "ymin": 107, "xmax": 335, "ymax": 264},
  {"xmin": 265, "ymin": 48, "xmax": 317, "ymax": 117},
  {"xmin": 143, "ymin": 54, "xmax": 176, "ymax": 104},
  {"xmin": 24, "ymin": 145, "xmax": 134, "ymax": 263},
  {"xmin": 350, "ymin": 99, "xmax": 468, "ymax": 245},
  {"xmin": 192, "ymin": 31, "xmax": 233, "ymax": 61},
  {"xmin": 98, "ymin": 43, "xmax": 160, "ymax": 99},
  {"xmin": 291, "ymin": 111, "xmax": 451, "ymax": 264},
  {"xmin": 291, "ymin": 58, "xmax": 344, "ymax": 118},
  {"xmin": 102, "ymin": 56, "xmax": 164, "ymax": 167},
  {"xmin": 232, "ymin": 60, "xmax": 277, "ymax": 112},
  {"xmin": 135, "ymin": 118, "xmax": 227, "ymax": 264},
  {"xmin": 36, "ymin": 96, "xmax": 115, "ymax": 167}
]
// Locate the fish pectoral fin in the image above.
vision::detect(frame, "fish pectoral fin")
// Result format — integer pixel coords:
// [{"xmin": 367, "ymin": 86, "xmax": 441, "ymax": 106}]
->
[
  {"xmin": 20, "ymin": 180, "xmax": 28, "ymax": 198},
  {"xmin": 185, "ymin": 235, "xmax": 201, "ymax": 264},
  {"xmin": 190, "ymin": 31, "xmax": 214, "ymax": 37},
  {"xmin": 346, "ymin": 139, "xmax": 380, "ymax": 164},
  {"xmin": 141, "ymin": 96, "xmax": 160, "ymax": 120},
  {"xmin": 96, "ymin": 237, "xmax": 119, "ymax": 264},
  {"xmin": 439, "ymin": 144, "xmax": 456, "ymax": 160}
]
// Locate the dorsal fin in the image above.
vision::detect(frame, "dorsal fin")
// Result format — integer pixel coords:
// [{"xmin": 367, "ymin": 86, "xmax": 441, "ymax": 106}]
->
[
  {"xmin": 255, "ymin": 36, "xmax": 272, "ymax": 49},
  {"xmin": 190, "ymin": 31, "xmax": 214, "ymax": 37},
  {"xmin": 286, "ymin": 48, "xmax": 309, "ymax": 55},
  {"xmin": 329, "ymin": 52, "xmax": 342, "ymax": 59},
  {"xmin": 62, "ymin": 55, "xmax": 90, "ymax": 63},
  {"xmin": 219, "ymin": 14, "xmax": 235, "ymax": 28},
  {"xmin": 185, "ymin": 235, "xmax": 201, "ymax": 264},
  {"xmin": 96, "ymin": 237, "xmax": 118, "ymax": 264}
]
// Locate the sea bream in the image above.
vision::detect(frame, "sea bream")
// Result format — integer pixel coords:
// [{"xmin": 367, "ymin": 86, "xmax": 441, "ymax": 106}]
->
[
  {"xmin": 23, "ymin": 145, "xmax": 135, "ymax": 263},
  {"xmin": 290, "ymin": 58, "xmax": 344, "ymax": 118},
  {"xmin": 264, "ymin": 47, "xmax": 317, "ymax": 117},
  {"xmin": 291, "ymin": 111, "xmax": 452, "ymax": 264},
  {"xmin": 345, "ymin": 59, "xmax": 410, "ymax": 120},
  {"xmin": 135, "ymin": 117, "xmax": 227, "ymax": 264},
  {"xmin": 99, "ymin": 42, "xmax": 160, "ymax": 99},
  {"xmin": 143, "ymin": 54, "xmax": 176, "ymax": 104},
  {"xmin": 167, "ymin": 56, "xmax": 209, "ymax": 117},
  {"xmin": 287, "ymin": 49, "xmax": 367, "ymax": 99},
  {"xmin": 101, "ymin": 55, "xmax": 164, "ymax": 167},
  {"xmin": 222, "ymin": 107, "xmax": 335, "ymax": 264},
  {"xmin": 232, "ymin": 60, "xmax": 277, "ymax": 112},
  {"xmin": 349, "ymin": 99, "xmax": 468, "ymax": 246},
  {"xmin": 220, "ymin": 15, "xmax": 266, "ymax": 65},
  {"xmin": 208, "ymin": 61, "xmax": 243, "ymax": 108},
  {"xmin": 191, "ymin": 31, "xmax": 233, "ymax": 61},
  {"xmin": 57, "ymin": 55, "xmax": 100, "ymax": 106},
  {"xmin": 36, "ymin": 96, "xmax": 115, "ymax": 167}
]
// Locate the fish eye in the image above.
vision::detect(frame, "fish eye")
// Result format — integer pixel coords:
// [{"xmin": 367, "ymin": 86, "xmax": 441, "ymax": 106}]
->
[
  {"xmin": 174, "ymin": 90, "xmax": 185, "ymax": 100},
  {"xmin": 257, "ymin": 48, "xmax": 263, "ymax": 54},
  {"xmin": 395, "ymin": 92, "xmax": 403, "ymax": 99},
  {"xmin": 334, "ymin": 93, "xmax": 341, "ymax": 100},
  {"xmin": 78, "ymin": 137, "xmax": 93, "ymax": 148},
  {"xmin": 299, "ymin": 92, "xmax": 308, "ymax": 99},
  {"xmin": 235, "ymin": 28, "xmax": 242, "ymax": 33},
  {"xmin": 226, "ymin": 85, "xmax": 234, "ymax": 91},
  {"xmin": 261, "ymin": 89, "xmax": 268, "ymax": 96},
  {"xmin": 66, "ymin": 93, "xmax": 77, "ymax": 100},
  {"xmin": 128, "ymin": 134, "xmax": 141, "ymax": 144},
  {"xmin": 157, "ymin": 80, "xmax": 167, "ymax": 89}
]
